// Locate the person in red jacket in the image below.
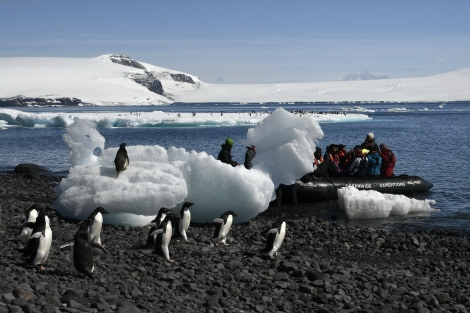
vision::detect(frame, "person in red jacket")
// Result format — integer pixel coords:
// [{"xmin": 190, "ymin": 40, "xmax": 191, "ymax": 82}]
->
[{"xmin": 379, "ymin": 143, "xmax": 396, "ymax": 177}]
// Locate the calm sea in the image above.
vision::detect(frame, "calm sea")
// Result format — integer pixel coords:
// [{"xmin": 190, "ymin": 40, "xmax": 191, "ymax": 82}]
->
[{"xmin": 1, "ymin": 102, "xmax": 469, "ymax": 232}]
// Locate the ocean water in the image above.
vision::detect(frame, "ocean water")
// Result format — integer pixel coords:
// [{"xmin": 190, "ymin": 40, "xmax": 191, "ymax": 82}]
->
[{"xmin": 1, "ymin": 102, "xmax": 469, "ymax": 232}]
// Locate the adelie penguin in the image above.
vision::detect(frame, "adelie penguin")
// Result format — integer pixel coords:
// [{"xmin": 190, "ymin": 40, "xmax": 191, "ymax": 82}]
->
[
  {"xmin": 173, "ymin": 202, "xmax": 194, "ymax": 242},
  {"xmin": 263, "ymin": 218, "xmax": 287, "ymax": 258},
  {"xmin": 144, "ymin": 207, "xmax": 172, "ymax": 247},
  {"xmin": 87, "ymin": 206, "xmax": 108, "ymax": 245},
  {"xmin": 212, "ymin": 211, "xmax": 237, "ymax": 245},
  {"xmin": 114, "ymin": 142, "xmax": 129, "ymax": 178},
  {"xmin": 60, "ymin": 219, "xmax": 107, "ymax": 278},
  {"xmin": 23, "ymin": 207, "xmax": 52, "ymax": 270},
  {"xmin": 149, "ymin": 213, "xmax": 177, "ymax": 262},
  {"xmin": 14, "ymin": 204, "xmax": 40, "ymax": 243}
]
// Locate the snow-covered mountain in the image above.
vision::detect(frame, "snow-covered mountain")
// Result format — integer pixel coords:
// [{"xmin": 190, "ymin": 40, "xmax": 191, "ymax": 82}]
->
[{"xmin": 0, "ymin": 54, "xmax": 469, "ymax": 106}]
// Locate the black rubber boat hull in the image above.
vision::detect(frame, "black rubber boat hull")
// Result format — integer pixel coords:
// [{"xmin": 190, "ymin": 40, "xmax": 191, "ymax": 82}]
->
[{"xmin": 277, "ymin": 175, "xmax": 433, "ymax": 204}]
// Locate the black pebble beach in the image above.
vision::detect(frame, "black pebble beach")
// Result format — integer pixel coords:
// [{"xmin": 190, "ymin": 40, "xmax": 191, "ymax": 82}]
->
[{"xmin": 1, "ymin": 173, "xmax": 470, "ymax": 313}]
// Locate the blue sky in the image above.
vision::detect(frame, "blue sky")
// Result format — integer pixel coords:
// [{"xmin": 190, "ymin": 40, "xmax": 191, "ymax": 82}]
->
[{"xmin": 1, "ymin": 0, "xmax": 469, "ymax": 83}]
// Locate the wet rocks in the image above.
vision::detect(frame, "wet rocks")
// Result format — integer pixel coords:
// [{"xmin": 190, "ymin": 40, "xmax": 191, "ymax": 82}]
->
[{"xmin": 1, "ymin": 174, "xmax": 470, "ymax": 312}]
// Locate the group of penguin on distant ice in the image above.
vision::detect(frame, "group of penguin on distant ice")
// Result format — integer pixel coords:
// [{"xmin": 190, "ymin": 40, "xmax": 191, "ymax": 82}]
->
[{"xmin": 11, "ymin": 142, "xmax": 287, "ymax": 278}]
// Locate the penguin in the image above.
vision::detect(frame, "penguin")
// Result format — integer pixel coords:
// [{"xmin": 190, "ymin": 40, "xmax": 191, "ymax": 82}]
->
[
  {"xmin": 144, "ymin": 207, "xmax": 172, "ymax": 247},
  {"xmin": 60, "ymin": 219, "xmax": 107, "ymax": 278},
  {"xmin": 87, "ymin": 206, "xmax": 108, "ymax": 245},
  {"xmin": 24, "ymin": 207, "xmax": 52, "ymax": 270},
  {"xmin": 212, "ymin": 211, "xmax": 237, "ymax": 245},
  {"xmin": 149, "ymin": 214, "xmax": 176, "ymax": 262},
  {"xmin": 14, "ymin": 204, "xmax": 40, "ymax": 243},
  {"xmin": 263, "ymin": 218, "xmax": 287, "ymax": 258},
  {"xmin": 178, "ymin": 202, "xmax": 194, "ymax": 242},
  {"xmin": 114, "ymin": 142, "xmax": 129, "ymax": 178}
]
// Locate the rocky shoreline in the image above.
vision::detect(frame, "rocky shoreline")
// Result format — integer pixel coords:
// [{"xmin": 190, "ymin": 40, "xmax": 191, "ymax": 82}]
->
[{"xmin": 1, "ymin": 173, "xmax": 469, "ymax": 313}]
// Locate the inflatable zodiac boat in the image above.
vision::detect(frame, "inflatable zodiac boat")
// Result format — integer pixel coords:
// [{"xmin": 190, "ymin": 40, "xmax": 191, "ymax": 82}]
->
[{"xmin": 276, "ymin": 175, "xmax": 433, "ymax": 205}]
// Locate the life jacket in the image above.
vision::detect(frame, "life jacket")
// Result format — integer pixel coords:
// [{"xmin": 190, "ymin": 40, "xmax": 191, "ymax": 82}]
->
[{"xmin": 314, "ymin": 156, "xmax": 324, "ymax": 167}]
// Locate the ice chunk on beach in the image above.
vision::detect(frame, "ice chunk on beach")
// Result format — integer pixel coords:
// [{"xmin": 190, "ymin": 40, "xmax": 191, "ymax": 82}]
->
[{"xmin": 338, "ymin": 186, "xmax": 437, "ymax": 220}]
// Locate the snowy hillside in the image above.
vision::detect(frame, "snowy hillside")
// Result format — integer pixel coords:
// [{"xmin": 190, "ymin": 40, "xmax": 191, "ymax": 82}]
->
[{"xmin": 1, "ymin": 54, "xmax": 469, "ymax": 105}]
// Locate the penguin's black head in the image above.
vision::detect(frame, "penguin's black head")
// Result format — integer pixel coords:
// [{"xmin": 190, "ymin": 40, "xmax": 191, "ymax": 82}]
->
[
  {"xmin": 221, "ymin": 210, "xmax": 237, "ymax": 218},
  {"xmin": 119, "ymin": 143, "xmax": 126, "ymax": 149},
  {"xmin": 95, "ymin": 207, "xmax": 108, "ymax": 214},
  {"xmin": 158, "ymin": 207, "xmax": 172, "ymax": 214},
  {"xmin": 26, "ymin": 204, "xmax": 41, "ymax": 214},
  {"xmin": 37, "ymin": 207, "xmax": 48, "ymax": 219},
  {"xmin": 183, "ymin": 202, "xmax": 194, "ymax": 208}
]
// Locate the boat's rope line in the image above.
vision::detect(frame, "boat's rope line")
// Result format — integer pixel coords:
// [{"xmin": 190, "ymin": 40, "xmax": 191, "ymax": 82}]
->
[{"xmin": 325, "ymin": 177, "xmax": 339, "ymax": 190}]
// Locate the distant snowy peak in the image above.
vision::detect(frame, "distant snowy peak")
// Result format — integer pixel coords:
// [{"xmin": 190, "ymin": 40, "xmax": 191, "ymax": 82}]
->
[
  {"xmin": 0, "ymin": 54, "xmax": 201, "ymax": 106},
  {"xmin": 103, "ymin": 54, "xmax": 200, "ymax": 99},
  {"xmin": 0, "ymin": 54, "xmax": 469, "ymax": 105}
]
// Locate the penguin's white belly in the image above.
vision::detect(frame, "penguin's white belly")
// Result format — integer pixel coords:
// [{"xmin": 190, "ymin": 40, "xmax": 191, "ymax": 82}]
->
[
  {"xmin": 180, "ymin": 212, "xmax": 191, "ymax": 232},
  {"xmin": 89, "ymin": 214, "xmax": 103, "ymax": 244},
  {"xmin": 33, "ymin": 227, "xmax": 52, "ymax": 265}
]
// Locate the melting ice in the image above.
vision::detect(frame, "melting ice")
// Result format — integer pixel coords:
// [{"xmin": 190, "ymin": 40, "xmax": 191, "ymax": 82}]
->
[{"xmin": 54, "ymin": 108, "xmax": 324, "ymax": 225}]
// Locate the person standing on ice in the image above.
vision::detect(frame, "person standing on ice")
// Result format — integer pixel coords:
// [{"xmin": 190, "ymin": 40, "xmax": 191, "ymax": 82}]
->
[{"xmin": 244, "ymin": 145, "xmax": 256, "ymax": 169}]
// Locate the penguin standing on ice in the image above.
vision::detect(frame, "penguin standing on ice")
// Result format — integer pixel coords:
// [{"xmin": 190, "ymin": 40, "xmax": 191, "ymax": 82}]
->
[
  {"xmin": 212, "ymin": 211, "xmax": 237, "ymax": 245},
  {"xmin": 144, "ymin": 207, "xmax": 172, "ymax": 247},
  {"xmin": 263, "ymin": 218, "xmax": 287, "ymax": 258},
  {"xmin": 150, "ymin": 214, "xmax": 176, "ymax": 262},
  {"xmin": 177, "ymin": 202, "xmax": 194, "ymax": 242},
  {"xmin": 24, "ymin": 207, "xmax": 52, "ymax": 269},
  {"xmin": 87, "ymin": 207, "xmax": 108, "ymax": 245},
  {"xmin": 60, "ymin": 219, "xmax": 107, "ymax": 278},
  {"xmin": 14, "ymin": 204, "xmax": 40, "ymax": 243},
  {"xmin": 114, "ymin": 143, "xmax": 129, "ymax": 178}
]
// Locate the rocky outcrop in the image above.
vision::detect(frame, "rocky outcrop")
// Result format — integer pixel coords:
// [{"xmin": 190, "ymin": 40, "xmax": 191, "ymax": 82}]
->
[
  {"xmin": 130, "ymin": 72, "xmax": 164, "ymax": 95},
  {"xmin": 0, "ymin": 96, "xmax": 82, "ymax": 107},
  {"xmin": 109, "ymin": 54, "xmax": 146, "ymax": 70},
  {"xmin": 170, "ymin": 73, "xmax": 196, "ymax": 84}
]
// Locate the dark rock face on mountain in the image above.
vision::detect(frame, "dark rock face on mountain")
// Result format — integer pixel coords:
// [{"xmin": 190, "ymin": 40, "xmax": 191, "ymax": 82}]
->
[
  {"xmin": 170, "ymin": 73, "xmax": 196, "ymax": 84},
  {"xmin": 131, "ymin": 72, "xmax": 164, "ymax": 95},
  {"xmin": 0, "ymin": 96, "xmax": 82, "ymax": 107},
  {"xmin": 109, "ymin": 54, "xmax": 146, "ymax": 70}
]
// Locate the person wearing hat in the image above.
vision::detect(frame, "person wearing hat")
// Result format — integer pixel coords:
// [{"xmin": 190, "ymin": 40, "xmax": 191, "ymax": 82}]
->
[
  {"xmin": 217, "ymin": 138, "xmax": 239, "ymax": 167},
  {"xmin": 337, "ymin": 144, "xmax": 349, "ymax": 171},
  {"xmin": 311, "ymin": 144, "xmax": 341, "ymax": 179},
  {"xmin": 379, "ymin": 143, "xmax": 396, "ymax": 177},
  {"xmin": 348, "ymin": 145, "xmax": 368, "ymax": 177},
  {"xmin": 313, "ymin": 147, "xmax": 324, "ymax": 170},
  {"xmin": 361, "ymin": 132, "xmax": 379, "ymax": 153},
  {"xmin": 244, "ymin": 145, "xmax": 256, "ymax": 169}
]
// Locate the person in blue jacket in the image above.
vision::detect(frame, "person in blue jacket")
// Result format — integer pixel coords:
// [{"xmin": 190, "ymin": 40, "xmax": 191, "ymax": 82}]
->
[{"xmin": 366, "ymin": 145, "xmax": 382, "ymax": 177}]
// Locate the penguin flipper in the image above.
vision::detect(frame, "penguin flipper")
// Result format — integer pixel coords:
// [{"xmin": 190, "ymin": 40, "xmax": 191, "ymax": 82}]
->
[
  {"xmin": 149, "ymin": 229, "xmax": 163, "ymax": 237},
  {"xmin": 91, "ymin": 242, "xmax": 107, "ymax": 253},
  {"xmin": 60, "ymin": 241, "xmax": 74, "ymax": 249},
  {"xmin": 142, "ymin": 222, "xmax": 156, "ymax": 229}
]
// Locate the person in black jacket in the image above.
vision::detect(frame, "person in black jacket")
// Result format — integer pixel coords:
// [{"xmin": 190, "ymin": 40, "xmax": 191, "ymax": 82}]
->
[
  {"xmin": 301, "ymin": 145, "xmax": 341, "ymax": 182},
  {"xmin": 244, "ymin": 145, "xmax": 256, "ymax": 169},
  {"xmin": 217, "ymin": 138, "xmax": 239, "ymax": 167}
]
